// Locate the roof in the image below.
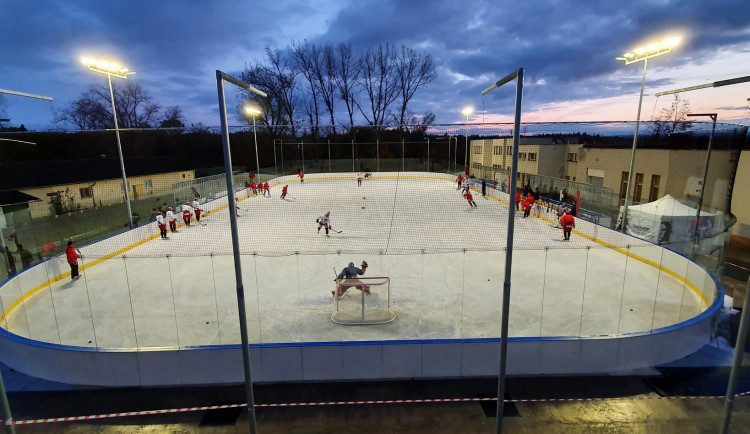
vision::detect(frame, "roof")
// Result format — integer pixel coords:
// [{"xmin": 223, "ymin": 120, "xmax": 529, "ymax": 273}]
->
[
  {"xmin": 627, "ymin": 194, "xmax": 715, "ymax": 217},
  {"xmin": 0, "ymin": 157, "xmax": 192, "ymax": 191},
  {"xmin": 0, "ymin": 190, "xmax": 42, "ymax": 206}
]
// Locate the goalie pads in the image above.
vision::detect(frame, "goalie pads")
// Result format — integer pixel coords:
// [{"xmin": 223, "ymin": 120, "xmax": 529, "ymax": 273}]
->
[
  {"xmin": 316, "ymin": 218, "xmax": 319, "ymax": 223},
  {"xmin": 361, "ymin": 260, "xmax": 368, "ymax": 268}
]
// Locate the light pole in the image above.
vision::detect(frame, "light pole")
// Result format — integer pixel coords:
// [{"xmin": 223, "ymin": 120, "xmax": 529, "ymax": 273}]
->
[
  {"xmin": 615, "ymin": 36, "xmax": 679, "ymax": 233},
  {"xmin": 686, "ymin": 113, "xmax": 717, "ymax": 256},
  {"xmin": 82, "ymin": 57, "xmax": 136, "ymax": 228},
  {"xmin": 462, "ymin": 107, "xmax": 473, "ymax": 176},
  {"xmin": 245, "ymin": 106, "xmax": 262, "ymax": 175}
]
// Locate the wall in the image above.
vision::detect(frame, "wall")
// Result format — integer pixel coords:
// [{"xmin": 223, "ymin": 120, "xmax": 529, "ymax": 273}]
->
[{"xmin": 21, "ymin": 171, "xmax": 195, "ymax": 218}]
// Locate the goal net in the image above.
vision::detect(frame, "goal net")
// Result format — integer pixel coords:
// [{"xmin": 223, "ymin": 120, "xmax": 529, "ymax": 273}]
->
[{"xmin": 331, "ymin": 276, "xmax": 395, "ymax": 325}]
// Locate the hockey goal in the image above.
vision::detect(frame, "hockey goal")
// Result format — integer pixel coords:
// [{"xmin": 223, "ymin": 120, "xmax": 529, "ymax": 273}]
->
[{"xmin": 331, "ymin": 276, "xmax": 395, "ymax": 325}]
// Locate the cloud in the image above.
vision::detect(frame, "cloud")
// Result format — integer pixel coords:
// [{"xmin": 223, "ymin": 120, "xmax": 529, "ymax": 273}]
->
[{"xmin": 2, "ymin": 0, "xmax": 750, "ymax": 130}]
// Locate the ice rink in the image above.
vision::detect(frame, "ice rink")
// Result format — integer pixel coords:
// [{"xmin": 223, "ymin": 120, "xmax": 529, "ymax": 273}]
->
[{"xmin": 1, "ymin": 173, "xmax": 708, "ymax": 350}]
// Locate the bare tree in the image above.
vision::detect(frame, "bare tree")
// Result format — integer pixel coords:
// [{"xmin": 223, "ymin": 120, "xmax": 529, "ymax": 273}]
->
[
  {"xmin": 356, "ymin": 43, "xmax": 400, "ymax": 127},
  {"xmin": 314, "ymin": 44, "xmax": 339, "ymax": 133},
  {"xmin": 650, "ymin": 94, "xmax": 693, "ymax": 138},
  {"xmin": 291, "ymin": 40, "xmax": 322, "ymax": 137},
  {"xmin": 159, "ymin": 106, "xmax": 185, "ymax": 129},
  {"xmin": 55, "ymin": 88, "xmax": 111, "ymax": 130},
  {"xmin": 241, "ymin": 47, "xmax": 299, "ymax": 136},
  {"xmin": 332, "ymin": 43, "xmax": 360, "ymax": 128},
  {"xmin": 394, "ymin": 46, "xmax": 436, "ymax": 129}
]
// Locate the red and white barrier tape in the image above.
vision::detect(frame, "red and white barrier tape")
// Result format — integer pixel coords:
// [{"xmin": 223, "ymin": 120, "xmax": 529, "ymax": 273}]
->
[{"xmin": 7, "ymin": 394, "xmax": 744, "ymax": 425}]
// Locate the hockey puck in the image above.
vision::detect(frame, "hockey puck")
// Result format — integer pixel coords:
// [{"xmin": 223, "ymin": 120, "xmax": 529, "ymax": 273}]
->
[
  {"xmin": 362, "ymin": 206, "xmax": 365, "ymax": 209},
  {"xmin": 363, "ymin": 197, "xmax": 366, "ymax": 199}
]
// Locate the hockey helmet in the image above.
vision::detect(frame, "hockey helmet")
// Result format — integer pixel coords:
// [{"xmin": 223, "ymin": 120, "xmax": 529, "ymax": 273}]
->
[
  {"xmin": 348, "ymin": 262, "xmax": 355, "ymax": 267},
  {"xmin": 158, "ymin": 211, "xmax": 162, "ymax": 215},
  {"xmin": 326, "ymin": 211, "xmax": 330, "ymax": 216},
  {"xmin": 186, "ymin": 202, "xmax": 190, "ymax": 205},
  {"xmin": 168, "ymin": 207, "xmax": 172, "ymax": 211}
]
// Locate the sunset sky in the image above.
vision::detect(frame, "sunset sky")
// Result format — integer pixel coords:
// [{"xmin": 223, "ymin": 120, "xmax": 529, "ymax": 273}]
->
[{"xmin": 2, "ymin": 0, "xmax": 749, "ymax": 131}]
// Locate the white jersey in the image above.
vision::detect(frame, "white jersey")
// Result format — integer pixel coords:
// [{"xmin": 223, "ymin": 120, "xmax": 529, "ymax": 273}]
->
[
  {"xmin": 182, "ymin": 204, "xmax": 193, "ymax": 215},
  {"xmin": 156, "ymin": 214, "xmax": 165, "ymax": 225},
  {"xmin": 318, "ymin": 214, "xmax": 330, "ymax": 226},
  {"xmin": 166, "ymin": 210, "xmax": 176, "ymax": 222},
  {"xmin": 192, "ymin": 200, "xmax": 201, "ymax": 213}
]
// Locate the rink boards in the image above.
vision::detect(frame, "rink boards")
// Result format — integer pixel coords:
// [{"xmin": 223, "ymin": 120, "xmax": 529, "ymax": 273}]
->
[{"xmin": 0, "ymin": 172, "xmax": 722, "ymax": 386}]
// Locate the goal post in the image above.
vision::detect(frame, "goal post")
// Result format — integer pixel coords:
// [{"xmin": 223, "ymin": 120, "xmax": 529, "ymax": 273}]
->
[{"xmin": 331, "ymin": 276, "xmax": 395, "ymax": 325}]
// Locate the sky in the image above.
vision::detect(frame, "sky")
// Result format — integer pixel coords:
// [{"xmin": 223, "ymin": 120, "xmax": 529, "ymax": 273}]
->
[{"xmin": 1, "ymin": 0, "xmax": 750, "ymax": 132}]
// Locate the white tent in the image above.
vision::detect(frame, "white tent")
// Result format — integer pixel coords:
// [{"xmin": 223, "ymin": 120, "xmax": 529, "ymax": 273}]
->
[{"xmin": 619, "ymin": 194, "xmax": 719, "ymax": 245}]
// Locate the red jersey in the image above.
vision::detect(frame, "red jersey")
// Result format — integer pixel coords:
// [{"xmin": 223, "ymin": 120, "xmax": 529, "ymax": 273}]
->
[
  {"xmin": 298, "ymin": 172, "xmax": 304, "ymax": 180},
  {"xmin": 282, "ymin": 185, "xmax": 288, "ymax": 193},
  {"xmin": 526, "ymin": 195, "xmax": 534, "ymax": 204},
  {"xmin": 264, "ymin": 182, "xmax": 269, "ymax": 190},
  {"xmin": 561, "ymin": 214, "xmax": 575, "ymax": 230},
  {"xmin": 515, "ymin": 193, "xmax": 521, "ymax": 204},
  {"xmin": 457, "ymin": 175, "xmax": 463, "ymax": 183},
  {"xmin": 464, "ymin": 192, "xmax": 473, "ymax": 201},
  {"xmin": 66, "ymin": 246, "xmax": 78, "ymax": 265},
  {"xmin": 251, "ymin": 182, "xmax": 256, "ymax": 190}
]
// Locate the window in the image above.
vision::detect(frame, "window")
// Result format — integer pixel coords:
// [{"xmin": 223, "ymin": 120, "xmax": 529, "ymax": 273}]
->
[
  {"xmin": 619, "ymin": 172, "xmax": 629, "ymax": 199},
  {"xmin": 518, "ymin": 152, "xmax": 526, "ymax": 160},
  {"xmin": 527, "ymin": 152, "xmax": 537, "ymax": 161},
  {"xmin": 79, "ymin": 187, "xmax": 93, "ymax": 199},
  {"xmin": 633, "ymin": 173, "xmax": 644, "ymax": 203},
  {"xmin": 649, "ymin": 174, "xmax": 661, "ymax": 202},
  {"xmin": 145, "ymin": 179, "xmax": 153, "ymax": 189},
  {"xmin": 472, "ymin": 162, "xmax": 482, "ymax": 169},
  {"xmin": 506, "ymin": 147, "xmax": 512, "ymax": 156},
  {"xmin": 567, "ymin": 153, "xmax": 578, "ymax": 162},
  {"xmin": 473, "ymin": 145, "xmax": 482, "ymax": 154},
  {"xmin": 493, "ymin": 146, "xmax": 501, "ymax": 155}
]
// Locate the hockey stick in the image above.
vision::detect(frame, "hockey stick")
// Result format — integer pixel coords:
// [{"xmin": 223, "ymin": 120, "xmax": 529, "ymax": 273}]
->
[
  {"xmin": 330, "ymin": 228, "xmax": 342, "ymax": 234},
  {"xmin": 287, "ymin": 195, "xmax": 297, "ymax": 200}
]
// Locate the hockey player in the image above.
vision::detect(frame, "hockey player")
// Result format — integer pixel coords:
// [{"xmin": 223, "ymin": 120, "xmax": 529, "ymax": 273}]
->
[
  {"xmin": 156, "ymin": 212, "xmax": 168, "ymax": 239},
  {"xmin": 263, "ymin": 181, "xmax": 270, "ymax": 196},
  {"xmin": 364, "ymin": 172, "xmax": 372, "ymax": 179},
  {"xmin": 561, "ymin": 209, "xmax": 575, "ymax": 240},
  {"xmin": 555, "ymin": 205, "xmax": 566, "ymax": 228},
  {"xmin": 317, "ymin": 211, "xmax": 332, "ymax": 236},
  {"xmin": 66, "ymin": 241, "xmax": 82, "ymax": 280},
  {"xmin": 357, "ymin": 176, "xmax": 362, "ymax": 187},
  {"xmin": 182, "ymin": 202, "xmax": 193, "ymax": 227},
  {"xmin": 463, "ymin": 190, "xmax": 477, "ymax": 207},
  {"xmin": 166, "ymin": 207, "xmax": 177, "ymax": 232},
  {"xmin": 456, "ymin": 174, "xmax": 463, "ymax": 189},
  {"xmin": 250, "ymin": 181, "xmax": 257, "ymax": 196},
  {"xmin": 298, "ymin": 170, "xmax": 305, "ymax": 183},
  {"xmin": 515, "ymin": 192, "xmax": 522, "ymax": 211},
  {"xmin": 333, "ymin": 260, "xmax": 370, "ymax": 298},
  {"xmin": 192, "ymin": 198, "xmax": 203, "ymax": 223},
  {"xmin": 235, "ymin": 197, "xmax": 241, "ymax": 217},
  {"xmin": 281, "ymin": 185, "xmax": 289, "ymax": 199},
  {"xmin": 244, "ymin": 181, "xmax": 251, "ymax": 197}
]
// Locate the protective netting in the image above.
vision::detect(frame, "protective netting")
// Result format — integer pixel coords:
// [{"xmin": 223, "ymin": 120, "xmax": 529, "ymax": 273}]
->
[{"xmin": 0, "ymin": 121, "xmax": 746, "ymax": 273}]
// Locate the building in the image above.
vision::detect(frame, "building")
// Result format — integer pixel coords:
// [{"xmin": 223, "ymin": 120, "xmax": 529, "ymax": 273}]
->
[{"xmin": 469, "ymin": 137, "xmax": 736, "ymax": 212}]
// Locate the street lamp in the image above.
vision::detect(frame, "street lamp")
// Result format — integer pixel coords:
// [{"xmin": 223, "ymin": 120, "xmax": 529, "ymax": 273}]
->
[
  {"xmin": 244, "ymin": 106, "xmax": 262, "ymax": 175},
  {"xmin": 615, "ymin": 36, "xmax": 679, "ymax": 233},
  {"xmin": 81, "ymin": 57, "xmax": 136, "ymax": 228},
  {"xmin": 462, "ymin": 106, "xmax": 473, "ymax": 175}
]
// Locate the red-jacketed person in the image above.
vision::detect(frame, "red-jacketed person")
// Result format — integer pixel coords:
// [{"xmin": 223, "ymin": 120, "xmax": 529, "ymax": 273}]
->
[
  {"xmin": 298, "ymin": 171, "xmax": 305, "ymax": 183},
  {"xmin": 515, "ymin": 192, "xmax": 522, "ymax": 211},
  {"xmin": 524, "ymin": 194, "xmax": 535, "ymax": 218},
  {"xmin": 357, "ymin": 176, "xmax": 362, "ymax": 187},
  {"xmin": 156, "ymin": 212, "xmax": 168, "ymax": 239},
  {"xmin": 561, "ymin": 209, "xmax": 576, "ymax": 240},
  {"xmin": 463, "ymin": 190, "xmax": 477, "ymax": 207},
  {"xmin": 263, "ymin": 181, "xmax": 270, "ymax": 196},
  {"xmin": 250, "ymin": 181, "xmax": 257, "ymax": 196},
  {"xmin": 182, "ymin": 202, "xmax": 193, "ymax": 227},
  {"xmin": 66, "ymin": 241, "xmax": 81, "ymax": 280},
  {"xmin": 456, "ymin": 174, "xmax": 463, "ymax": 190},
  {"xmin": 281, "ymin": 185, "xmax": 289, "ymax": 199}
]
